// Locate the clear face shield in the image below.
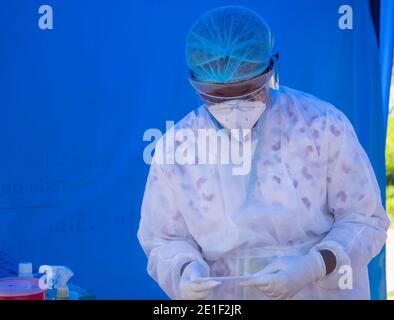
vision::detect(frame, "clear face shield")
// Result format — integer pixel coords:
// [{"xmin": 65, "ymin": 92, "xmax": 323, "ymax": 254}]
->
[{"xmin": 189, "ymin": 54, "xmax": 280, "ymax": 131}]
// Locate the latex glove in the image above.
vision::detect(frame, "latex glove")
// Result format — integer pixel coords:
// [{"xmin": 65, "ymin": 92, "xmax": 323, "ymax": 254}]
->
[
  {"xmin": 179, "ymin": 261, "xmax": 221, "ymax": 300},
  {"xmin": 241, "ymin": 251, "xmax": 326, "ymax": 300}
]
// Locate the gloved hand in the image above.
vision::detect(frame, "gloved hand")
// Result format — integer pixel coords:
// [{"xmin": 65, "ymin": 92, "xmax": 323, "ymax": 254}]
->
[
  {"xmin": 179, "ymin": 261, "xmax": 221, "ymax": 300},
  {"xmin": 241, "ymin": 251, "xmax": 326, "ymax": 300}
]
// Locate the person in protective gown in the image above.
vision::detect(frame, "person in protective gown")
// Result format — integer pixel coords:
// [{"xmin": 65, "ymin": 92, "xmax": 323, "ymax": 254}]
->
[{"xmin": 138, "ymin": 6, "xmax": 390, "ymax": 300}]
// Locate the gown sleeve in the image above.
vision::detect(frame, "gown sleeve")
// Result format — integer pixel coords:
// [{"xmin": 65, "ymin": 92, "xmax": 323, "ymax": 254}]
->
[
  {"xmin": 311, "ymin": 107, "xmax": 390, "ymax": 288},
  {"xmin": 137, "ymin": 149, "xmax": 209, "ymax": 299}
]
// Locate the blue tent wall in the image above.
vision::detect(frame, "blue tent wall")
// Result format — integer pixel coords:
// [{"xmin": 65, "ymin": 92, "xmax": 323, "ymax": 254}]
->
[
  {"xmin": 380, "ymin": 0, "xmax": 394, "ymax": 129},
  {"xmin": 0, "ymin": 0, "xmax": 388, "ymax": 299}
]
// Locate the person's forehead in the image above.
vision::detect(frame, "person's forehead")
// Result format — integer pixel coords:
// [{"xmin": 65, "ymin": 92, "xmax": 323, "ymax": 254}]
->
[
  {"xmin": 209, "ymin": 83, "xmax": 260, "ymax": 97},
  {"xmin": 204, "ymin": 69, "xmax": 271, "ymax": 98}
]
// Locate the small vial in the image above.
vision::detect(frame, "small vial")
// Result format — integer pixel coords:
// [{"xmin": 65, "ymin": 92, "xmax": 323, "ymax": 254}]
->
[{"xmin": 18, "ymin": 262, "xmax": 34, "ymax": 278}]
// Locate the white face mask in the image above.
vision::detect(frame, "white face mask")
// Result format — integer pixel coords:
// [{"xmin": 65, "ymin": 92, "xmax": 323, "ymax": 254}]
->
[{"xmin": 208, "ymin": 100, "xmax": 267, "ymax": 131}]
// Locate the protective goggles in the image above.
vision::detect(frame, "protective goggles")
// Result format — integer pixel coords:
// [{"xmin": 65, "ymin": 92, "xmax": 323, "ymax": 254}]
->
[{"xmin": 189, "ymin": 54, "xmax": 280, "ymax": 106}]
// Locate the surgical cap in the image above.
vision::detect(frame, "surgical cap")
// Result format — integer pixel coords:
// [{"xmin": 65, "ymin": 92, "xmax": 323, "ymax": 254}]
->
[{"xmin": 186, "ymin": 6, "xmax": 274, "ymax": 84}]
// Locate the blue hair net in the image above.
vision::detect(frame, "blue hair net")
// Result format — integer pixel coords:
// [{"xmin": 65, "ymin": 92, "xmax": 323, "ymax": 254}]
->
[{"xmin": 186, "ymin": 6, "xmax": 274, "ymax": 84}]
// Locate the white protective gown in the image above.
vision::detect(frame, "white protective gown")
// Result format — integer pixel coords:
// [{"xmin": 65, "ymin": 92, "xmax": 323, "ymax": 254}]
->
[{"xmin": 138, "ymin": 86, "xmax": 390, "ymax": 300}]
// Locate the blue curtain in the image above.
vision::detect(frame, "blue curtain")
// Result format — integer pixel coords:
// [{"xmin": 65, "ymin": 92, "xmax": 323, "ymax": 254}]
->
[
  {"xmin": 380, "ymin": 0, "xmax": 394, "ymax": 130},
  {"xmin": 0, "ymin": 0, "xmax": 390, "ymax": 299}
]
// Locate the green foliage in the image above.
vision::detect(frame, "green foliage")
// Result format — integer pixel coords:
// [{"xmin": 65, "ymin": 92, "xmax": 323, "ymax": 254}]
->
[
  {"xmin": 387, "ymin": 116, "xmax": 394, "ymax": 185},
  {"xmin": 387, "ymin": 185, "xmax": 394, "ymax": 222}
]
